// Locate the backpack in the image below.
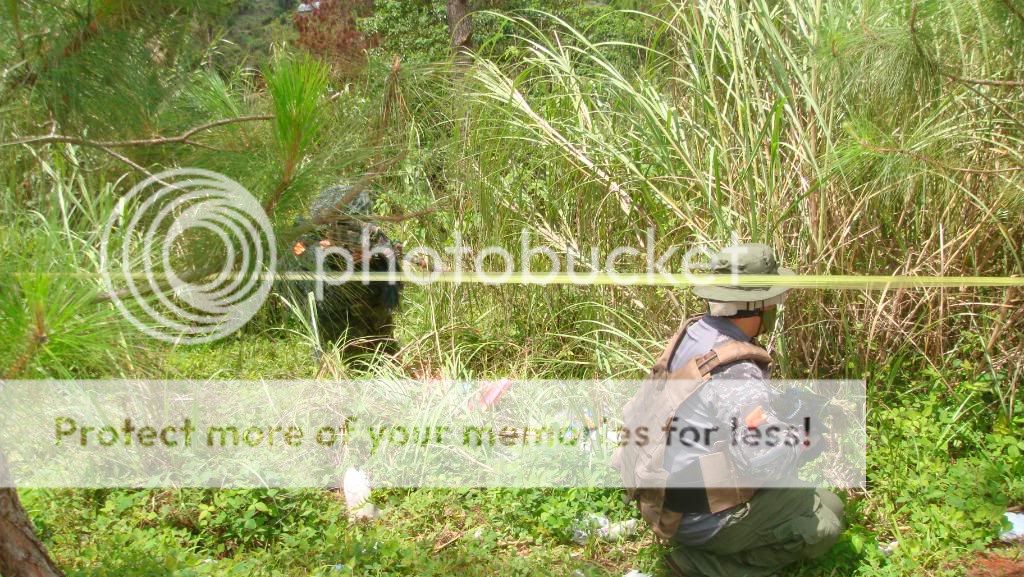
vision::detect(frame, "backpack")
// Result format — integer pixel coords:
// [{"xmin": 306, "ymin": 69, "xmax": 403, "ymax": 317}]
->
[{"xmin": 611, "ymin": 316, "xmax": 773, "ymax": 539}]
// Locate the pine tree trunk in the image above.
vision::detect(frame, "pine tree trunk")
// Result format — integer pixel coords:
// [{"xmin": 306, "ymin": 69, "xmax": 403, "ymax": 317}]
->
[
  {"xmin": 446, "ymin": 0, "xmax": 473, "ymax": 65},
  {"xmin": 0, "ymin": 452, "xmax": 63, "ymax": 577}
]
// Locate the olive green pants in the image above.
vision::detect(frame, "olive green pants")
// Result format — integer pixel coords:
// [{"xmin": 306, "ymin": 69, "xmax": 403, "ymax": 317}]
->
[{"xmin": 667, "ymin": 488, "xmax": 845, "ymax": 577}]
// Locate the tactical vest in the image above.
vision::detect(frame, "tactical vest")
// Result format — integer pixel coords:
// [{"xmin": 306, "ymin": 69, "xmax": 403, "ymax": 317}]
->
[{"xmin": 611, "ymin": 316, "xmax": 773, "ymax": 540}]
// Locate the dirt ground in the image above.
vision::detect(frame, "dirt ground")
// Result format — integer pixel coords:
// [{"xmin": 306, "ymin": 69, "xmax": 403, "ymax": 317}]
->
[{"xmin": 968, "ymin": 552, "xmax": 1024, "ymax": 577}]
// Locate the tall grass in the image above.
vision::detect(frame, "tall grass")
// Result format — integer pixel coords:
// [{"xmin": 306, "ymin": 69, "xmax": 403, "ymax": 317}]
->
[{"xmin": 396, "ymin": 2, "xmax": 1024, "ymax": 391}]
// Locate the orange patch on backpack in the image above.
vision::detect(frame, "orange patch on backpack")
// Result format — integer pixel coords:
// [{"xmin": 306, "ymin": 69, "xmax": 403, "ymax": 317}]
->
[{"xmin": 744, "ymin": 406, "xmax": 767, "ymax": 428}]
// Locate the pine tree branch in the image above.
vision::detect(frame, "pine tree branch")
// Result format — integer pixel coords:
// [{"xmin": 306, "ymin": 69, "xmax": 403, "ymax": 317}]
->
[
  {"xmin": 1, "ymin": 304, "xmax": 47, "ymax": 380},
  {"xmin": 1, "ymin": 115, "xmax": 274, "ymax": 181},
  {"xmin": 1000, "ymin": 0, "xmax": 1024, "ymax": 27},
  {"xmin": 957, "ymin": 80, "xmax": 1024, "ymax": 134},
  {"xmin": 909, "ymin": 2, "xmax": 1024, "ymax": 87},
  {"xmin": 857, "ymin": 139, "xmax": 1024, "ymax": 175},
  {"xmin": 1, "ymin": 115, "xmax": 274, "ymax": 149},
  {"xmin": 365, "ymin": 208, "xmax": 440, "ymax": 223},
  {"xmin": 93, "ymin": 144, "xmax": 166, "ymax": 184},
  {"xmin": 940, "ymin": 71, "xmax": 1024, "ymax": 88}
]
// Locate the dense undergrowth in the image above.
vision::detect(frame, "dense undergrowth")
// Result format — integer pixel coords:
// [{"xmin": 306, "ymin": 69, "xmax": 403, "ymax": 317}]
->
[{"xmin": 1, "ymin": 0, "xmax": 1022, "ymax": 576}]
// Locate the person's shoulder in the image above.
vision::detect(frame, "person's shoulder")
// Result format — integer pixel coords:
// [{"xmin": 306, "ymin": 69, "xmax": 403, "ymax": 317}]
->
[
  {"xmin": 704, "ymin": 359, "xmax": 770, "ymax": 407},
  {"xmin": 711, "ymin": 358, "xmax": 768, "ymax": 381}
]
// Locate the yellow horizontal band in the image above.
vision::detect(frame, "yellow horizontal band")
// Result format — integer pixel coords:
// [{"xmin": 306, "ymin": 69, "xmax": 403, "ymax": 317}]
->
[{"xmin": 20, "ymin": 271, "xmax": 1016, "ymax": 289}]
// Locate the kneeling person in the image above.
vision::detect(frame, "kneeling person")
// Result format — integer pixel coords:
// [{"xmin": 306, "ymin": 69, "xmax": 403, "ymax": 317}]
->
[{"xmin": 614, "ymin": 244, "xmax": 844, "ymax": 577}]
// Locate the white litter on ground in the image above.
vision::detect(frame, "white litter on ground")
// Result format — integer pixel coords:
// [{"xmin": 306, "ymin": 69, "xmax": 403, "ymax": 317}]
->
[
  {"xmin": 343, "ymin": 468, "xmax": 380, "ymax": 520},
  {"xmin": 1001, "ymin": 512, "xmax": 1024, "ymax": 542},
  {"xmin": 342, "ymin": 468, "xmax": 371, "ymax": 509},
  {"xmin": 571, "ymin": 514, "xmax": 639, "ymax": 544}
]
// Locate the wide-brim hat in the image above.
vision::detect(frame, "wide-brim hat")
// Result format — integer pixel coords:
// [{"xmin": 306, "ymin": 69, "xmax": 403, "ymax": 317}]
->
[{"xmin": 691, "ymin": 244, "xmax": 794, "ymax": 303}]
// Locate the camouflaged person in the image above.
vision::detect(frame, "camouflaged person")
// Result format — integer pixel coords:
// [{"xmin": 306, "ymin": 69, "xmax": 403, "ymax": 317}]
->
[
  {"xmin": 281, "ymin": 184, "xmax": 402, "ymax": 352},
  {"xmin": 613, "ymin": 244, "xmax": 845, "ymax": 577}
]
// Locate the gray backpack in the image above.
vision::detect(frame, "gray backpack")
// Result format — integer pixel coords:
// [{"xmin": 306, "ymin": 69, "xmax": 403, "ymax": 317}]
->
[{"xmin": 612, "ymin": 317, "xmax": 772, "ymax": 539}]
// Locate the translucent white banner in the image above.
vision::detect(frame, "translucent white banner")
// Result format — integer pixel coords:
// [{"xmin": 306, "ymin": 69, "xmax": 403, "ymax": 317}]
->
[{"xmin": 0, "ymin": 379, "xmax": 864, "ymax": 489}]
